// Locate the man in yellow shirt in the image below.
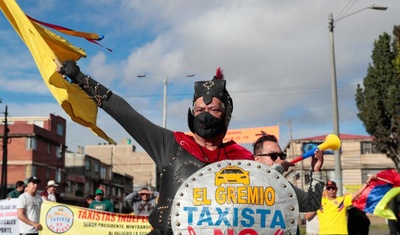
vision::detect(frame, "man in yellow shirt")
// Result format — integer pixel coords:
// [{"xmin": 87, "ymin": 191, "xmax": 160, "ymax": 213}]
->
[{"xmin": 309, "ymin": 176, "xmax": 375, "ymax": 234}]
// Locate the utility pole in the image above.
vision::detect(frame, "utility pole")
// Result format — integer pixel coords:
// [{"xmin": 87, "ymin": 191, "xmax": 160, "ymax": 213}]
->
[
  {"xmin": 1, "ymin": 105, "xmax": 9, "ymax": 199},
  {"xmin": 328, "ymin": 5, "xmax": 387, "ymax": 195}
]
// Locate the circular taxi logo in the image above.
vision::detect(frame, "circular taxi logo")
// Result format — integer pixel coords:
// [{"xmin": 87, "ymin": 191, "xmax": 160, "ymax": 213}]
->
[
  {"xmin": 171, "ymin": 160, "xmax": 299, "ymax": 235},
  {"xmin": 45, "ymin": 205, "xmax": 74, "ymax": 233}
]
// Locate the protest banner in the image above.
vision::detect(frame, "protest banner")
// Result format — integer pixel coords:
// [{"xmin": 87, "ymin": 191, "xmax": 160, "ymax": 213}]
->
[
  {"xmin": 0, "ymin": 199, "xmax": 19, "ymax": 235},
  {"xmin": 171, "ymin": 160, "xmax": 299, "ymax": 235},
  {"xmin": 40, "ymin": 201, "xmax": 152, "ymax": 234}
]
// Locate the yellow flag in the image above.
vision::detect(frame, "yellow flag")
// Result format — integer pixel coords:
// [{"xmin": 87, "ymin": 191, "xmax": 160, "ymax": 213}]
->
[{"xmin": 0, "ymin": 0, "xmax": 115, "ymax": 144}]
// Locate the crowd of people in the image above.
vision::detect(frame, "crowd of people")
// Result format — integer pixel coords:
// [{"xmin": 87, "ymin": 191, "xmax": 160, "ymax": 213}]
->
[
  {"xmin": 5, "ymin": 177, "xmax": 62, "ymax": 235},
  {"xmin": 56, "ymin": 60, "xmax": 400, "ymax": 235},
  {"xmin": 2, "ymin": 61, "xmax": 397, "ymax": 235}
]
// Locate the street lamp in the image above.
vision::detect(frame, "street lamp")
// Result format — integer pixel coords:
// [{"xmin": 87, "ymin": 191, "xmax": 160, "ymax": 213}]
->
[
  {"xmin": 137, "ymin": 73, "xmax": 195, "ymax": 128},
  {"xmin": 328, "ymin": 4, "xmax": 387, "ymax": 196}
]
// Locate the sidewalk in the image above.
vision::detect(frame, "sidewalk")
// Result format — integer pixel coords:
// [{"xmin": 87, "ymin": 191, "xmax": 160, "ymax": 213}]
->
[
  {"xmin": 368, "ymin": 215, "xmax": 390, "ymax": 235},
  {"xmin": 369, "ymin": 225, "xmax": 390, "ymax": 235}
]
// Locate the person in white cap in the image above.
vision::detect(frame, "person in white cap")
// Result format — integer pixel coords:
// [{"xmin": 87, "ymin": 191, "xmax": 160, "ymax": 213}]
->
[{"xmin": 40, "ymin": 180, "xmax": 60, "ymax": 202}]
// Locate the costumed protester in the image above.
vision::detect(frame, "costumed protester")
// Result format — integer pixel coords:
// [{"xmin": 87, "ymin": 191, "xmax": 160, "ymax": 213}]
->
[
  {"xmin": 125, "ymin": 187, "xmax": 157, "ymax": 216},
  {"xmin": 58, "ymin": 61, "xmax": 254, "ymax": 235}
]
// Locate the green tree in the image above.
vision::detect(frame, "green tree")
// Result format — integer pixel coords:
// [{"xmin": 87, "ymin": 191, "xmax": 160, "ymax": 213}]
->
[{"xmin": 355, "ymin": 29, "xmax": 400, "ymax": 170}]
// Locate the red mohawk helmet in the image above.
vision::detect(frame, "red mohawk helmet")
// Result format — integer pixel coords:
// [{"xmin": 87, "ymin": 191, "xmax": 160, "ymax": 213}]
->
[{"xmin": 187, "ymin": 67, "xmax": 233, "ymax": 134}]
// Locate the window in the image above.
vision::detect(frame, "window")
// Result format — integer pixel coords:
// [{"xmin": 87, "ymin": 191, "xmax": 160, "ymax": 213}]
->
[
  {"xmin": 26, "ymin": 137, "xmax": 37, "ymax": 150},
  {"xmin": 94, "ymin": 163, "xmax": 99, "ymax": 173},
  {"xmin": 361, "ymin": 141, "xmax": 379, "ymax": 154},
  {"xmin": 31, "ymin": 165, "xmax": 37, "ymax": 177},
  {"xmin": 47, "ymin": 143, "xmax": 51, "ymax": 154},
  {"xmin": 100, "ymin": 167, "xmax": 106, "ymax": 180},
  {"xmin": 66, "ymin": 180, "xmax": 72, "ymax": 193},
  {"xmin": 56, "ymin": 146, "xmax": 62, "ymax": 159},
  {"xmin": 57, "ymin": 124, "xmax": 64, "ymax": 136},
  {"xmin": 75, "ymin": 183, "xmax": 84, "ymax": 197},
  {"xmin": 85, "ymin": 160, "xmax": 91, "ymax": 171},
  {"xmin": 85, "ymin": 182, "xmax": 90, "ymax": 193},
  {"xmin": 56, "ymin": 170, "xmax": 61, "ymax": 183}
]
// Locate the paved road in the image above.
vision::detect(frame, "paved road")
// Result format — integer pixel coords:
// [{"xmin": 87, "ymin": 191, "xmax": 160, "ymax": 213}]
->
[{"xmin": 369, "ymin": 226, "xmax": 390, "ymax": 235}]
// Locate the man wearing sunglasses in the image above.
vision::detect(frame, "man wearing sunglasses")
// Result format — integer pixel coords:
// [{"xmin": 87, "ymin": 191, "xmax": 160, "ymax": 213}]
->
[
  {"xmin": 253, "ymin": 134, "xmax": 325, "ymax": 212},
  {"xmin": 253, "ymin": 134, "xmax": 325, "ymax": 235}
]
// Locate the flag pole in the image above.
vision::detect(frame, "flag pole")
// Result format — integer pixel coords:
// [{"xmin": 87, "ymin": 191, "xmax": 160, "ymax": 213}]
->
[
  {"xmin": 54, "ymin": 59, "xmax": 62, "ymax": 67},
  {"xmin": 368, "ymin": 174, "xmax": 394, "ymax": 185}
]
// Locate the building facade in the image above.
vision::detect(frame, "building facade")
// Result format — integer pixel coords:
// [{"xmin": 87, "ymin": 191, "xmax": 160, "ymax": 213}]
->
[
  {"xmin": 85, "ymin": 140, "xmax": 157, "ymax": 190},
  {"xmin": 0, "ymin": 113, "xmax": 134, "ymax": 213},
  {"xmin": 65, "ymin": 149, "xmax": 133, "ymax": 211},
  {"xmin": 0, "ymin": 114, "xmax": 66, "ymax": 196}
]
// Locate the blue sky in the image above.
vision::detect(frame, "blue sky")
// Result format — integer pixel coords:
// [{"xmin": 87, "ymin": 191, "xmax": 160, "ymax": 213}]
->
[{"xmin": 1, "ymin": 0, "xmax": 399, "ymax": 153}]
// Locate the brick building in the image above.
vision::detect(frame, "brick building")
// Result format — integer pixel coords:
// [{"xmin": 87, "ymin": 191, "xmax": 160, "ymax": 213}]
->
[{"xmin": 0, "ymin": 113, "xmax": 66, "ymax": 196}]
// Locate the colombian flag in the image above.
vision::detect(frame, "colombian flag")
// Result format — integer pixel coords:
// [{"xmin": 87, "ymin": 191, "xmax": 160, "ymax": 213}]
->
[{"xmin": 353, "ymin": 169, "xmax": 400, "ymax": 220}]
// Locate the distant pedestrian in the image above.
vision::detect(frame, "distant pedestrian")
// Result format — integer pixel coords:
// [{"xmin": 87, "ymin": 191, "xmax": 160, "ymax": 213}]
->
[
  {"xmin": 125, "ymin": 187, "xmax": 157, "ymax": 216},
  {"xmin": 40, "ymin": 180, "xmax": 60, "ymax": 202},
  {"xmin": 7, "ymin": 180, "xmax": 25, "ymax": 198},
  {"xmin": 388, "ymin": 194, "xmax": 400, "ymax": 235},
  {"xmin": 304, "ymin": 211, "xmax": 319, "ymax": 235},
  {"xmin": 17, "ymin": 176, "xmax": 43, "ymax": 235},
  {"xmin": 89, "ymin": 188, "xmax": 114, "ymax": 212},
  {"xmin": 86, "ymin": 195, "xmax": 95, "ymax": 207},
  {"xmin": 309, "ymin": 176, "xmax": 376, "ymax": 234}
]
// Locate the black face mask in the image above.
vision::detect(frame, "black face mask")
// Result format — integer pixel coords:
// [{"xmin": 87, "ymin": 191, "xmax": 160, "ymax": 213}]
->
[{"xmin": 193, "ymin": 112, "xmax": 226, "ymax": 138}]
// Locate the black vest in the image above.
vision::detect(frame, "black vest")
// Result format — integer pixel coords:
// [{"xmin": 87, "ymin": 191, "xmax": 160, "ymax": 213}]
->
[{"xmin": 148, "ymin": 146, "xmax": 208, "ymax": 234}]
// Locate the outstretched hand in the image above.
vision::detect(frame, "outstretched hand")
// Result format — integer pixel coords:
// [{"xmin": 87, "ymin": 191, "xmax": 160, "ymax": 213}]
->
[
  {"xmin": 311, "ymin": 149, "xmax": 324, "ymax": 172},
  {"xmin": 56, "ymin": 60, "xmax": 86, "ymax": 85}
]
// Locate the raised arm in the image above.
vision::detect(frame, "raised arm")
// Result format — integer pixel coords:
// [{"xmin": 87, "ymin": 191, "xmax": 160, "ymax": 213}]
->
[
  {"xmin": 273, "ymin": 150, "xmax": 325, "ymax": 212},
  {"xmin": 58, "ymin": 60, "xmax": 176, "ymax": 167},
  {"xmin": 352, "ymin": 174, "xmax": 377, "ymax": 201}
]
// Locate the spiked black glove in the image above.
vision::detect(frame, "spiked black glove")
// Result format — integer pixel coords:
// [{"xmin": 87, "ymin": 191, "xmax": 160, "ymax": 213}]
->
[
  {"xmin": 59, "ymin": 60, "xmax": 112, "ymax": 107},
  {"xmin": 59, "ymin": 60, "xmax": 87, "ymax": 86}
]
